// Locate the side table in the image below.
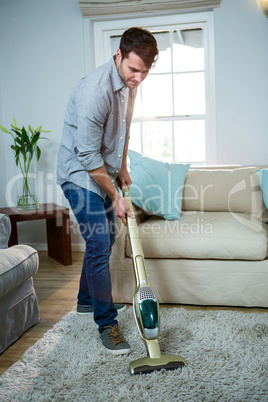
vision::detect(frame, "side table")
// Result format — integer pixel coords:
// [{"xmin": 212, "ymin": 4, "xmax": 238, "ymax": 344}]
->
[{"xmin": 0, "ymin": 203, "xmax": 72, "ymax": 265}]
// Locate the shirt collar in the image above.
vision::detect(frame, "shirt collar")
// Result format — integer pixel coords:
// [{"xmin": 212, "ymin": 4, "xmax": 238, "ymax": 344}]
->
[
  {"xmin": 110, "ymin": 55, "xmax": 125, "ymax": 92},
  {"xmin": 120, "ymin": 86, "xmax": 128, "ymax": 96}
]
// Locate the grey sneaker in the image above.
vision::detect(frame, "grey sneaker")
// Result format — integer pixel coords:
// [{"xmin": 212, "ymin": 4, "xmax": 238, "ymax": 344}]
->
[
  {"xmin": 100, "ymin": 325, "xmax": 131, "ymax": 355},
  {"xmin": 77, "ymin": 303, "xmax": 126, "ymax": 315}
]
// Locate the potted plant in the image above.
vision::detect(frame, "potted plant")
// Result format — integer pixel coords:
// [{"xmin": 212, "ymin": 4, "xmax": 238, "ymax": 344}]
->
[{"xmin": 0, "ymin": 118, "xmax": 50, "ymax": 209}]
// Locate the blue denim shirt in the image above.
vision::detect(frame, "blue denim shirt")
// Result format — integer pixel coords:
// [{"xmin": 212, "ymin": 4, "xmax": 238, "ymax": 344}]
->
[{"xmin": 57, "ymin": 56, "xmax": 136, "ymax": 199}]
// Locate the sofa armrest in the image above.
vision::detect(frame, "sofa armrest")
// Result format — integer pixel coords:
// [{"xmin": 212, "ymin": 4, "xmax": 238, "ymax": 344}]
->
[{"xmin": 0, "ymin": 214, "xmax": 11, "ymax": 249}]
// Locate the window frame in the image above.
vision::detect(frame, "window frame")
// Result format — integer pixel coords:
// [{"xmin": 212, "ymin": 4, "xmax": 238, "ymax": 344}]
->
[{"xmin": 83, "ymin": 12, "xmax": 217, "ymax": 165}]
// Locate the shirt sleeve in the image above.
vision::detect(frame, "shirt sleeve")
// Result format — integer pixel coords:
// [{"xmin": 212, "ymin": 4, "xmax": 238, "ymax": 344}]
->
[{"xmin": 75, "ymin": 85, "xmax": 111, "ymax": 171}]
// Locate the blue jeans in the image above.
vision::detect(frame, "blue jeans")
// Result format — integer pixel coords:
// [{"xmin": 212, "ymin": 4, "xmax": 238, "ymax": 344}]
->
[{"xmin": 61, "ymin": 182, "xmax": 118, "ymax": 332}]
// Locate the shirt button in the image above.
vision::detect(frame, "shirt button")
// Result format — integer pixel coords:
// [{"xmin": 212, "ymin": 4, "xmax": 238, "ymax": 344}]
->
[
  {"xmin": 121, "ymin": 99, "xmax": 125, "ymax": 103},
  {"xmin": 116, "ymin": 170, "xmax": 119, "ymax": 173},
  {"xmin": 118, "ymin": 154, "xmax": 122, "ymax": 158},
  {"xmin": 122, "ymin": 119, "xmax": 126, "ymax": 123},
  {"xmin": 120, "ymin": 136, "xmax": 124, "ymax": 140},
  {"xmin": 111, "ymin": 179, "xmax": 115, "ymax": 183}
]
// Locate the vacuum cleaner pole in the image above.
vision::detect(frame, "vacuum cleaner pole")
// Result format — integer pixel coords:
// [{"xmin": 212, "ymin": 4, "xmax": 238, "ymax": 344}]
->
[
  {"xmin": 123, "ymin": 188, "xmax": 187, "ymax": 375},
  {"xmin": 125, "ymin": 194, "xmax": 149, "ymax": 287}
]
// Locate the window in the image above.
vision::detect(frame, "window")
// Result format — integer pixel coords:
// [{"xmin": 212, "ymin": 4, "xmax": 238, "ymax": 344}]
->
[{"xmin": 90, "ymin": 13, "xmax": 216, "ymax": 165}]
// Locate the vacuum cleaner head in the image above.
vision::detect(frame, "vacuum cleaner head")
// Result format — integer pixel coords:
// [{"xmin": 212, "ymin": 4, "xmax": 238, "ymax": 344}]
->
[{"xmin": 129, "ymin": 354, "xmax": 187, "ymax": 375}]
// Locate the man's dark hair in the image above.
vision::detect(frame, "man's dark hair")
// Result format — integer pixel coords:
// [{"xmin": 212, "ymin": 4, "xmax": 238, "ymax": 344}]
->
[{"xmin": 119, "ymin": 27, "xmax": 159, "ymax": 69}]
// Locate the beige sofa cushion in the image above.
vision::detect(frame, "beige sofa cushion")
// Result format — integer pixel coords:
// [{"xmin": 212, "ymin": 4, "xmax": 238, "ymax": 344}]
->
[
  {"xmin": 182, "ymin": 167, "xmax": 262, "ymax": 216},
  {"xmin": 126, "ymin": 211, "xmax": 268, "ymax": 261}
]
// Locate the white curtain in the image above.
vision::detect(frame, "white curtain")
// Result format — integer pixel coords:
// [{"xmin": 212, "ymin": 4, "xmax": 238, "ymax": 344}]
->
[{"xmin": 78, "ymin": 0, "xmax": 221, "ymax": 17}]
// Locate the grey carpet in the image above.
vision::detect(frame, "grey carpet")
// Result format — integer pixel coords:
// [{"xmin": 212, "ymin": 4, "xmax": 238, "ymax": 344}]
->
[{"xmin": 0, "ymin": 307, "xmax": 267, "ymax": 401}]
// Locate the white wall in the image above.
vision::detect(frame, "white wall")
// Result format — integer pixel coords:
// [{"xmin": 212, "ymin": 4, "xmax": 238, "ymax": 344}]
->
[
  {"xmin": 0, "ymin": 0, "xmax": 86, "ymax": 247},
  {"xmin": 214, "ymin": 0, "xmax": 268, "ymax": 164},
  {"xmin": 0, "ymin": 0, "xmax": 267, "ymax": 249}
]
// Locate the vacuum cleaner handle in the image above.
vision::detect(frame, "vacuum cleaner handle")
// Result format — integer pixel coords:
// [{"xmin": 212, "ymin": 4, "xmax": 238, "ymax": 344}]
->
[
  {"xmin": 122, "ymin": 187, "xmax": 149, "ymax": 286},
  {"xmin": 122, "ymin": 187, "xmax": 139, "ymax": 237}
]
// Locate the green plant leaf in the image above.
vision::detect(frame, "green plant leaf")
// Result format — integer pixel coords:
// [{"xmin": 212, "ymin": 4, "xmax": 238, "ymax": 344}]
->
[
  {"xmin": 11, "ymin": 120, "xmax": 20, "ymax": 129},
  {"xmin": 31, "ymin": 132, "xmax": 41, "ymax": 146},
  {"xmin": 36, "ymin": 146, "xmax": 41, "ymax": 161},
  {"xmin": 35, "ymin": 126, "xmax": 42, "ymax": 133},
  {"xmin": 11, "ymin": 128, "xmax": 22, "ymax": 136},
  {"xmin": 21, "ymin": 126, "xmax": 30, "ymax": 144},
  {"xmin": 14, "ymin": 138, "xmax": 22, "ymax": 148},
  {"xmin": 0, "ymin": 125, "xmax": 11, "ymax": 134},
  {"xmin": 26, "ymin": 142, "xmax": 34, "ymax": 154},
  {"xmin": 41, "ymin": 130, "xmax": 51, "ymax": 133},
  {"xmin": 29, "ymin": 125, "xmax": 34, "ymax": 134},
  {"xmin": 15, "ymin": 148, "xmax": 20, "ymax": 166}
]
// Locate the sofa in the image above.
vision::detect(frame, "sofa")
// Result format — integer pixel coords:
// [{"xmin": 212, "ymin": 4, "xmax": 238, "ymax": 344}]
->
[
  {"xmin": 0, "ymin": 213, "xmax": 40, "ymax": 354},
  {"xmin": 110, "ymin": 165, "xmax": 268, "ymax": 308}
]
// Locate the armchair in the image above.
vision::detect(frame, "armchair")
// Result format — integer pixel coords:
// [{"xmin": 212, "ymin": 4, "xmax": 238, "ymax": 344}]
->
[{"xmin": 0, "ymin": 213, "xmax": 40, "ymax": 353}]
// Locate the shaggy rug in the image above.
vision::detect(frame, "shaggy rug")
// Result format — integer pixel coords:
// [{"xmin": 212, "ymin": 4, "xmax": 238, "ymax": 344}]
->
[{"xmin": 0, "ymin": 307, "xmax": 267, "ymax": 401}]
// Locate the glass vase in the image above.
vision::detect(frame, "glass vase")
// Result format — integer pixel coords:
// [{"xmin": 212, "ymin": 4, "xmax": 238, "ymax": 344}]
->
[{"xmin": 16, "ymin": 150, "xmax": 39, "ymax": 210}]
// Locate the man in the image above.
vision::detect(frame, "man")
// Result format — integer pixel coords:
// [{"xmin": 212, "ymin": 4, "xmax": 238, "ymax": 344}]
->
[{"xmin": 57, "ymin": 27, "xmax": 158, "ymax": 355}]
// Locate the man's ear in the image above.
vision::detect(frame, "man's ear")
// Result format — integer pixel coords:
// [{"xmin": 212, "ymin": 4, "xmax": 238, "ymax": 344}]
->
[{"xmin": 116, "ymin": 49, "xmax": 122, "ymax": 62}]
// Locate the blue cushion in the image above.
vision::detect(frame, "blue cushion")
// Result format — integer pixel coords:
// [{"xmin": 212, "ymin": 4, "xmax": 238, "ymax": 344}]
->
[
  {"xmin": 128, "ymin": 150, "xmax": 190, "ymax": 220},
  {"xmin": 257, "ymin": 169, "xmax": 268, "ymax": 209}
]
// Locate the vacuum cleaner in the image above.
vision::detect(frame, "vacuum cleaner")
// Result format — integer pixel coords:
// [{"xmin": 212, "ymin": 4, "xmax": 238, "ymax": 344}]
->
[{"xmin": 123, "ymin": 188, "xmax": 187, "ymax": 375}]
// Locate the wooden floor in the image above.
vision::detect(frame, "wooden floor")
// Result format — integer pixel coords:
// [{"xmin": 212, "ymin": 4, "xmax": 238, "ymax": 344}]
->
[{"xmin": 0, "ymin": 251, "xmax": 267, "ymax": 375}]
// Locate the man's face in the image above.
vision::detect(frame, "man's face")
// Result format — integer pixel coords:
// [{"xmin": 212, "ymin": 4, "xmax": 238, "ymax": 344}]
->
[{"xmin": 116, "ymin": 50, "xmax": 150, "ymax": 89}]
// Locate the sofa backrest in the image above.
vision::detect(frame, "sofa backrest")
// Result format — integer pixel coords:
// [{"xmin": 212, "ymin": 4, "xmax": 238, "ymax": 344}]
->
[{"xmin": 182, "ymin": 167, "xmax": 263, "ymax": 216}]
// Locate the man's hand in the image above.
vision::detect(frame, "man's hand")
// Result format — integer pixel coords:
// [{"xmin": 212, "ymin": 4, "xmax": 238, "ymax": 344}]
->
[
  {"xmin": 116, "ymin": 164, "xmax": 132, "ymax": 191},
  {"xmin": 89, "ymin": 165, "xmax": 134, "ymax": 225},
  {"xmin": 112, "ymin": 193, "xmax": 134, "ymax": 226}
]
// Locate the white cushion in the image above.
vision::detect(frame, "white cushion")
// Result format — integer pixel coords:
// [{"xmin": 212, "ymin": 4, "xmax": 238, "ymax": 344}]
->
[{"xmin": 126, "ymin": 211, "xmax": 268, "ymax": 261}]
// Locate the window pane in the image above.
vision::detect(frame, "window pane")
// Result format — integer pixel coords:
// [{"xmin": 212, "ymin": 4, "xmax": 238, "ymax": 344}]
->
[
  {"xmin": 133, "ymin": 87, "xmax": 142, "ymax": 118},
  {"xmin": 173, "ymin": 28, "xmax": 204, "ymax": 72},
  {"xmin": 151, "ymin": 31, "xmax": 171, "ymax": 73},
  {"xmin": 174, "ymin": 72, "xmax": 206, "ymax": 115},
  {"xmin": 174, "ymin": 120, "xmax": 205, "ymax": 162},
  {"xmin": 129, "ymin": 122, "xmax": 142, "ymax": 153},
  {"xmin": 142, "ymin": 121, "xmax": 173, "ymax": 162},
  {"xmin": 105, "ymin": 20, "xmax": 211, "ymax": 166},
  {"xmin": 142, "ymin": 75, "xmax": 173, "ymax": 117},
  {"xmin": 110, "ymin": 35, "xmax": 121, "ymax": 56}
]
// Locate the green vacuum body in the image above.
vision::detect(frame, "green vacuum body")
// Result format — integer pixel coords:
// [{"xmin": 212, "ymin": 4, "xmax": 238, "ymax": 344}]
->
[
  {"xmin": 123, "ymin": 188, "xmax": 187, "ymax": 375},
  {"xmin": 134, "ymin": 286, "xmax": 159, "ymax": 340}
]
